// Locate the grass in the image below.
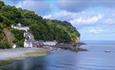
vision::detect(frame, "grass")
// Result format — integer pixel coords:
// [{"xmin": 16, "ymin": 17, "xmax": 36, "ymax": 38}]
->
[{"xmin": 0, "ymin": 60, "xmax": 14, "ymax": 66}]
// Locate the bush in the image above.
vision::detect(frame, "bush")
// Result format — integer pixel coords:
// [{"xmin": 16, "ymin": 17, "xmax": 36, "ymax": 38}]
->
[{"xmin": 0, "ymin": 41, "xmax": 10, "ymax": 49}]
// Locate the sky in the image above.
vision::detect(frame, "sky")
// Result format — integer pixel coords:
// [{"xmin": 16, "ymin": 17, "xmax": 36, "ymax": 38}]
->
[{"xmin": 2, "ymin": 0, "xmax": 115, "ymax": 41}]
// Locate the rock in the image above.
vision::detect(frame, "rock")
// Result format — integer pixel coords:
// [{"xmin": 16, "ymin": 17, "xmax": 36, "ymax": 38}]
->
[{"xmin": 55, "ymin": 43, "xmax": 87, "ymax": 52}]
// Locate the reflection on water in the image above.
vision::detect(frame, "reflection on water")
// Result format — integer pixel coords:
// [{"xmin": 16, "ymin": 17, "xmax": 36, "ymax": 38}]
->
[{"xmin": 1, "ymin": 41, "xmax": 115, "ymax": 70}]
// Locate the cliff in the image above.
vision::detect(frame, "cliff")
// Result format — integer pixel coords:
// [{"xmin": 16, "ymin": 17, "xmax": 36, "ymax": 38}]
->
[{"xmin": 0, "ymin": 1, "xmax": 80, "ymax": 48}]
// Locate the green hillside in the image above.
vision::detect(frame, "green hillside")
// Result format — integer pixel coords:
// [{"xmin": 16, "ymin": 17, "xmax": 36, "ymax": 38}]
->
[{"xmin": 0, "ymin": 1, "xmax": 80, "ymax": 48}]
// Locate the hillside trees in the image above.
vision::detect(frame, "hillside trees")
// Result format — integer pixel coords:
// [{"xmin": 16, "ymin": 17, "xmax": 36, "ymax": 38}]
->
[{"xmin": 0, "ymin": 1, "xmax": 80, "ymax": 48}]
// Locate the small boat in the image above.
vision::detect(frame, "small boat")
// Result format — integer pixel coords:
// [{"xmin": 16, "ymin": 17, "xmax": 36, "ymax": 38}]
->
[{"xmin": 104, "ymin": 50, "xmax": 111, "ymax": 53}]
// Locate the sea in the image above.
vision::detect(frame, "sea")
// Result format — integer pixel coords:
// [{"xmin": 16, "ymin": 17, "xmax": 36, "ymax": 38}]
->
[{"xmin": 0, "ymin": 40, "xmax": 115, "ymax": 70}]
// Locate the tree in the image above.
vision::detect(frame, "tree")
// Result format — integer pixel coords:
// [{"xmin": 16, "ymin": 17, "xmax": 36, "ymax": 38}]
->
[
  {"xmin": 0, "ymin": 1, "xmax": 80, "ymax": 48},
  {"xmin": 0, "ymin": 1, "xmax": 5, "ymax": 9}
]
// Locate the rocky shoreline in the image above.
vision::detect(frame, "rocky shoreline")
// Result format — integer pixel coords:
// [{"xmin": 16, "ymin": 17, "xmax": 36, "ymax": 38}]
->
[{"xmin": 54, "ymin": 42, "xmax": 87, "ymax": 52}]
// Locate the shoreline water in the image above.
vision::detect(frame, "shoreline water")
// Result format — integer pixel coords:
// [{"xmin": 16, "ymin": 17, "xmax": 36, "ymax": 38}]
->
[
  {"xmin": 1, "ymin": 41, "xmax": 115, "ymax": 70},
  {"xmin": 0, "ymin": 43, "xmax": 86, "ymax": 66}
]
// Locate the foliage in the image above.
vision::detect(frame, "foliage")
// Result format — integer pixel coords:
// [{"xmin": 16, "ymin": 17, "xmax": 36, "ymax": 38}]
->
[
  {"xmin": 0, "ymin": 1, "xmax": 5, "ymax": 9},
  {"xmin": 0, "ymin": 41, "xmax": 10, "ymax": 49},
  {"xmin": 11, "ymin": 29, "xmax": 24, "ymax": 47},
  {"xmin": 0, "ymin": 1, "xmax": 80, "ymax": 48}
]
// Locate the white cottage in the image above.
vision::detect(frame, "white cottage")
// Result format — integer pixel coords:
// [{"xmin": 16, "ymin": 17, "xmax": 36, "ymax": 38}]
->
[
  {"xmin": 11, "ymin": 23, "xmax": 57, "ymax": 48},
  {"xmin": 24, "ymin": 40, "xmax": 33, "ymax": 48},
  {"xmin": 11, "ymin": 23, "xmax": 33, "ymax": 48}
]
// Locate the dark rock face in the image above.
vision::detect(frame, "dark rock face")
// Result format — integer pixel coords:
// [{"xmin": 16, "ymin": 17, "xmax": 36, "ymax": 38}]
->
[{"xmin": 54, "ymin": 43, "xmax": 87, "ymax": 52}]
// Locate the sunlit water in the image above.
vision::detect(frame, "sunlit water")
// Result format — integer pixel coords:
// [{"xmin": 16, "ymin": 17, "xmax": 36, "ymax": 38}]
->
[{"xmin": 1, "ymin": 41, "xmax": 115, "ymax": 70}]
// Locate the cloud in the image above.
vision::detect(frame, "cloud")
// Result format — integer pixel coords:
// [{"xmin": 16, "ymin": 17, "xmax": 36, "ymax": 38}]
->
[
  {"xmin": 2, "ymin": 0, "xmax": 20, "ymax": 6},
  {"xmin": 16, "ymin": 0, "xmax": 51, "ymax": 15},
  {"xmin": 43, "ymin": 7, "xmax": 115, "ymax": 28},
  {"xmin": 58, "ymin": 0, "xmax": 115, "ymax": 12},
  {"xmin": 103, "ymin": 18, "xmax": 115, "ymax": 24},
  {"xmin": 70, "ymin": 14, "xmax": 103, "ymax": 25},
  {"xmin": 43, "ymin": 9, "xmax": 104, "ymax": 27},
  {"xmin": 88, "ymin": 28, "xmax": 104, "ymax": 34},
  {"xmin": 43, "ymin": 10, "xmax": 76, "ymax": 21}
]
